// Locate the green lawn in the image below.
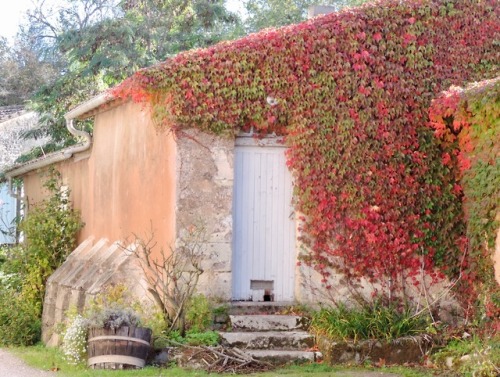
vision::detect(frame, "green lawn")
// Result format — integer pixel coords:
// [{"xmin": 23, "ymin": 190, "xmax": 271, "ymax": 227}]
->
[{"xmin": 10, "ymin": 345, "xmax": 437, "ymax": 377}]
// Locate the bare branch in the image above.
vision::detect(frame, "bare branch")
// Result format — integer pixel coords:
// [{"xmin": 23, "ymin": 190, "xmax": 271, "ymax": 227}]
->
[{"xmin": 122, "ymin": 223, "xmax": 208, "ymax": 335}]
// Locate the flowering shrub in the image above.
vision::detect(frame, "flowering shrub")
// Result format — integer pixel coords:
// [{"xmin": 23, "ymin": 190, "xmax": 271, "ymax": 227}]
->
[
  {"xmin": 61, "ymin": 315, "xmax": 88, "ymax": 365},
  {"xmin": 112, "ymin": 0, "xmax": 498, "ymax": 300}
]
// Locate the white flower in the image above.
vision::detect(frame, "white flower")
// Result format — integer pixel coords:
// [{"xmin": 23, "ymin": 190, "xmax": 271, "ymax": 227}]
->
[{"xmin": 61, "ymin": 315, "xmax": 89, "ymax": 365}]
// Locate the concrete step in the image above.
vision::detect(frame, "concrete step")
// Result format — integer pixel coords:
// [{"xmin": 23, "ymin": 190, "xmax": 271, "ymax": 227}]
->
[
  {"xmin": 244, "ymin": 349, "xmax": 322, "ymax": 364},
  {"xmin": 228, "ymin": 302, "xmax": 295, "ymax": 315},
  {"xmin": 230, "ymin": 314, "xmax": 306, "ymax": 331},
  {"xmin": 220, "ymin": 331, "xmax": 315, "ymax": 350}
]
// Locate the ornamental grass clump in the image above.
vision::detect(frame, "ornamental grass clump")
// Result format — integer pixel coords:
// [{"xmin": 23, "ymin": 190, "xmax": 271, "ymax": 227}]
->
[{"xmin": 311, "ymin": 302, "xmax": 432, "ymax": 342}]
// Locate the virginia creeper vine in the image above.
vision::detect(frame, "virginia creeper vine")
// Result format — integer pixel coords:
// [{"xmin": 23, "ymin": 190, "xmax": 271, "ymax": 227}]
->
[{"xmin": 112, "ymin": 0, "xmax": 499, "ymax": 307}]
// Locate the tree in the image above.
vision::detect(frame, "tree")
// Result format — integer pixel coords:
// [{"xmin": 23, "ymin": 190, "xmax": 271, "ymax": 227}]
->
[
  {"xmin": 242, "ymin": 0, "xmax": 368, "ymax": 33},
  {"xmin": 19, "ymin": 0, "xmax": 243, "ymax": 152},
  {"xmin": 0, "ymin": 36, "xmax": 59, "ymax": 106}
]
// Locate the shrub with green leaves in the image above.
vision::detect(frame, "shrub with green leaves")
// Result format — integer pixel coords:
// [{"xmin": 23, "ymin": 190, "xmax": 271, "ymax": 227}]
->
[
  {"xmin": 184, "ymin": 330, "xmax": 220, "ymax": 346},
  {"xmin": 154, "ymin": 329, "xmax": 220, "ymax": 348},
  {"xmin": 152, "ymin": 295, "xmax": 222, "ymax": 348},
  {"xmin": 18, "ymin": 170, "xmax": 83, "ymax": 305},
  {"xmin": 0, "ymin": 169, "xmax": 83, "ymax": 346},
  {"xmin": 185, "ymin": 294, "xmax": 213, "ymax": 333},
  {"xmin": 0, "ymin": 288, "xmax": 41, "ymax": 346}
]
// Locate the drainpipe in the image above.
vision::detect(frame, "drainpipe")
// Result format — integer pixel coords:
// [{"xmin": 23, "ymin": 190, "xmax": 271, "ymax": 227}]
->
[
  {"xmin": 5, "ymin": 92, "xmax": 112, "ymax": 198},
  {"xmin": 64, "ymin": 92, "xmax": 111, "ymax": 150}
]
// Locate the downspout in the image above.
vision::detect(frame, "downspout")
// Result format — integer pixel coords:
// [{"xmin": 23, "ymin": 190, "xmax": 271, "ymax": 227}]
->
[
  {"xmin": 6, "ymin": 92, "xmax": 112, "ymax": 198},
  {"xmin": 63, "ymin": 92, "xmax": 111, "ymax": 151}
]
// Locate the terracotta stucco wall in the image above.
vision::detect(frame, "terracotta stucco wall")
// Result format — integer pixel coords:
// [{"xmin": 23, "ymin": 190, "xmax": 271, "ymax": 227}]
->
[{"xmin": 23, "ymin": 101, "xmax": 176, "ymax": 253}]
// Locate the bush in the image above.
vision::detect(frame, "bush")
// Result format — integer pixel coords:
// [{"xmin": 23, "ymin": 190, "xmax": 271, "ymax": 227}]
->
[
  {"xmin": 61, "ymin": 314, "xmax": 87, "ymax": 365},
  {"xmin": 152, "ymin": 295, "xmax": 222, "ymax": 348},
  {"xmin": 0, "ymin": 169, "xmax": 83, "ymax": 346},
  {"xmin": 311, "ymin": 301, "xmax": 432, "ymax": 342},
  {"xmin": 154, "ymin": 329, "xmax": 220, "ymax": 347},
  {"xmin": 185, "ymin": 294, "xmax": 213, "ymax": 333},
  {"xmin": 184, "ymin": 330, "xmax": 220, "ymax": 346},
  {"xmin": 0, "ymin": 288, "xmax": 41, "ymax": 346},
  {"xmin": 18, "ymin": 171, "xmax": 83, "ymax": 305}
]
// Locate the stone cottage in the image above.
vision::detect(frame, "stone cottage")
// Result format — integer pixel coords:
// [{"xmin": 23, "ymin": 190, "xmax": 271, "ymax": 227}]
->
[{"xmin": 1, "ymin": 0, "xmax": 498, "ymax": 344}]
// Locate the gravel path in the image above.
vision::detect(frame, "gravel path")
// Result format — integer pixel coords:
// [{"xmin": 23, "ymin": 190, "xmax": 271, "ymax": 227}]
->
[{"xmin": 0, "ymin": 348, "xmax": 55, "ymax": 377}]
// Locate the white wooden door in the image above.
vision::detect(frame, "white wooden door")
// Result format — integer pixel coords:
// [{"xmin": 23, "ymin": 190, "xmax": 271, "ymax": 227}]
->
[{"xmin": 232, "ymin": 138, "xmax": 296, "ymax": 302}]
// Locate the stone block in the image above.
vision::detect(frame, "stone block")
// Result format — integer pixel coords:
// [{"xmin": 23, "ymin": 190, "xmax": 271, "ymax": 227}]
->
[
  {"xmin": 197, "ymin": 271, "xmax": 231, "ymax": 300},
  {"xmin": 317, "ymin": 335, "xmax": 433, "ymax": 365}
]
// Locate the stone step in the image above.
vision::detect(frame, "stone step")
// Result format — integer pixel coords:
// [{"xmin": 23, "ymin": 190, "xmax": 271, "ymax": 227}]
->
[
  {"xmin": 230, "ymin": 314, "xmax": 306, "ymax": 331},
  {"xmin": 244, "ymin": 349, "xmax": 322, "ymax": 364},
  {"xmin": 228, "ymin": 302, "xmax": 295, "ymax": 315},
  {"xmin": 219, "ymin": 331, "xmax": 315, "ymax": 350}
]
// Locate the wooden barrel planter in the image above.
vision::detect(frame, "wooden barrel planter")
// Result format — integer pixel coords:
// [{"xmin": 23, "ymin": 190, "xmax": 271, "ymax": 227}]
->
[{"xmin": 87, "ymin": 326, "xmax": 152, "ymax": 369}]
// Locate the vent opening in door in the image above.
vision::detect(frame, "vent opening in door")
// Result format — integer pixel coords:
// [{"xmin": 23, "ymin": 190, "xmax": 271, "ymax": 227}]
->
[{"xmin": 250, "ymin": 280, "xmax": 274, "ymax": 302}]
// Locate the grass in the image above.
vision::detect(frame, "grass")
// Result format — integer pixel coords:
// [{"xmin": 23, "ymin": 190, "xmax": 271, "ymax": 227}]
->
[
  {"xmin": 8, "ymin": 345, "xmax": 438, "ymax": 377},
  {"xmin": 311, "ymin": 303, "xmax": 432, "ymax": 342},
  {"xmin": 11, "ymin": 344, "xmax": 206, "ymax": 376},
  {"xmin": 249, "ymin": 363, "xmax": 435, "ymax": 376}
]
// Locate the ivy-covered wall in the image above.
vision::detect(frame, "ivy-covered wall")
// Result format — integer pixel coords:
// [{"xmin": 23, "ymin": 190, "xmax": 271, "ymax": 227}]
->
[
  {"xmin": 429, "ymin": 78, "xmax": 499, "ymax": 332},
  {"xmin": 112, "ymin": 0, "xmax": 498, "ymax": 306}
]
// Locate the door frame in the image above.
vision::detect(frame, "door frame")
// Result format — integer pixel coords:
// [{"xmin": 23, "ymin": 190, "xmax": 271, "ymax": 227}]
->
[{"xmin": 231, "ymin": 135, "xmax": 296, "ymax": 302}]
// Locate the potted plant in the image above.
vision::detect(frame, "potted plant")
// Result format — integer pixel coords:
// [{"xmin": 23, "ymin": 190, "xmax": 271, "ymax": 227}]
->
[
  {"xmin": 61, "ymin": 285, "xmax": 153, "ymax": 370},
  {"xmin": 85, "ymin": 303, "xmax": 152, "ymax": 369}
]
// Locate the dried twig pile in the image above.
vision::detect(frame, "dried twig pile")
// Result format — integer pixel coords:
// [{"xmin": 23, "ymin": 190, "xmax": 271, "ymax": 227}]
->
[{"xmin": 174, "ymin": 344, "xmax": 276, "ymax": 374}]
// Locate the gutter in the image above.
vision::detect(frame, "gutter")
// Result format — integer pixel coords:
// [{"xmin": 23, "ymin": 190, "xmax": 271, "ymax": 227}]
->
[{"xmin": 5, "ymin": 92, "xmax": 113, "ymax": 198}]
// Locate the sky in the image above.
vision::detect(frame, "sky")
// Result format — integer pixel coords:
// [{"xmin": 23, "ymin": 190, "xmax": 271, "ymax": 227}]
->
[
  {"xmin": 0, "ymin": 0, "xmax": 245, "ymax": 43},
  {"xmin": 0, "ymin": 0, "xmax": 33, "ymax": 41}
]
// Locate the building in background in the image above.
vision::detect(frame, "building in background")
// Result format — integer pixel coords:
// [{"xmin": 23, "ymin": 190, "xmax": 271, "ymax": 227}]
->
[{"xmin": 0, "ymin": 106, "xmax": 45, "ymax": 244}]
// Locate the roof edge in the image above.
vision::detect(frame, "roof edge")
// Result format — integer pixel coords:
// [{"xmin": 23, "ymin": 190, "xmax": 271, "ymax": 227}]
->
[
  {"xmin": 65, "ymin": 92, "xmax": 115, "ymax": 121},
  {"xmin": 3, "ymin": 92, "xmax": 114, "ymax": 179}
]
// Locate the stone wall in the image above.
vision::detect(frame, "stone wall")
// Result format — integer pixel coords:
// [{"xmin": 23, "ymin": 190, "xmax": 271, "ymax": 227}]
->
[
  {"xmin": 175, "ymin": 129, "xmax": 234, "ymax": 299},
  {"xmin": 0, "ymin": 111, "xmax": 46, "ymax": 171}
]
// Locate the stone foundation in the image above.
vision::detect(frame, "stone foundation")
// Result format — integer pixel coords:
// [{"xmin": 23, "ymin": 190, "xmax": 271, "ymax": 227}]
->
[{"xmin": 317, "ymin": 335, "xmax": 433, "ymax": 365}]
